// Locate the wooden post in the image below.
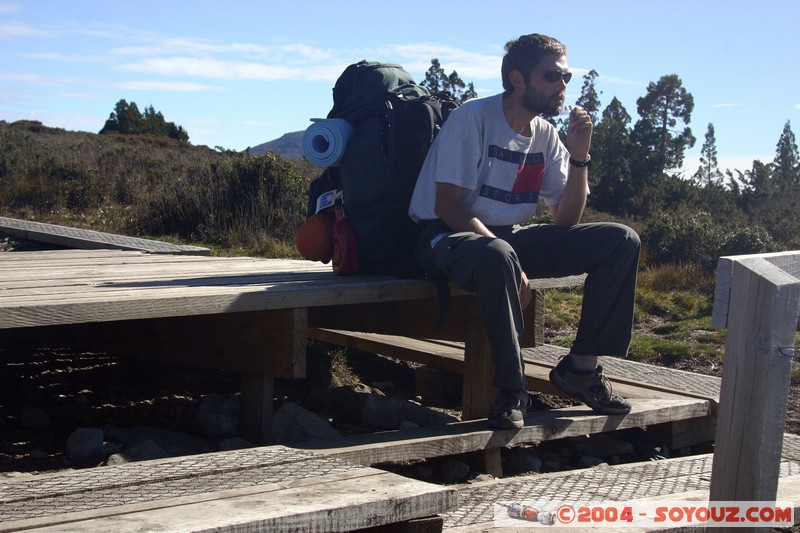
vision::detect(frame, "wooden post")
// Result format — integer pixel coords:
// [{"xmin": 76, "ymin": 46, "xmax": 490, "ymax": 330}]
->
[
  {"xmin": 239, "ymin": 374, "xmax": 275, "ymax": 443},
  {"xmin": 710, "ymin": 254, "xmax": 800, "ymax": 510},
  {"xmin": 462, "ymin": 305, "xmax": 503, "ymax": 477}
]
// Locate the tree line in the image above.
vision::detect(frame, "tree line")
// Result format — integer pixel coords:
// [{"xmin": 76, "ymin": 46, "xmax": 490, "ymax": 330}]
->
[
  {"xmin": 570, "ymin": 69, "xmax": 798, "ymax": 257},
  {"xmin": 100, "ymin": 99, "xmax": 189, "ymax": 142}
]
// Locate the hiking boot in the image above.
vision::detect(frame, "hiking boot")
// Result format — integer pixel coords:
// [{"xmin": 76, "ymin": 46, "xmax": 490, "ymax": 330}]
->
[
  {"xmin": 549, "ymin": 356, "xmax": 631, "ymax": 415},
  {"xmin": 488, "ymin": 389, "xmax": 531, "ymax": 430}
]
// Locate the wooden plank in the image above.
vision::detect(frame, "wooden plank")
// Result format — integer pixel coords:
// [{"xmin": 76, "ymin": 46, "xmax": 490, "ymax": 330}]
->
[
  {"xmin": 308, "ymin": 293, "xmax": 544, "ymax": 348},
  {"xmin": 0, "ymin": 281, "xmax": 440, "ymax": 330},
  {"xmin": 712, "ymin": 250, "xmax": 800, "ymax": 327},
  {"xmin": 298, "ymin": 398, "xmax": 710, "ymax": 467},
  {"xmin": 3, "ymin": 469, "xmax": 455, "ymax": 533},
  {"xmin": 710, "ymin": 256, "xmax": 800, "ymax": 505},
  {"xmin": 0, "ymin": 445, "xmax": 456, "ymax": 533},
  {"xmin": 0, "ymin": 250, "xmax": 583, "ymax": 331},
  {"xmin": 307, "ymin": 329, "xmax": 718, "ymax": 406},
  {"xmin": 0, "ymin": 216, "xmax": 210, "ymax": 255},
  {"xmin": 444, "ymin": 472, "xmax": 800, "ymax": 533},
  {"xmin": 3, "ymin": 309, "xmax": 307, "ymax": 378}
]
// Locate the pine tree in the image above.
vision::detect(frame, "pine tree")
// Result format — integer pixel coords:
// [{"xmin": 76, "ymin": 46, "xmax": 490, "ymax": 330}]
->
[
  {"xmin": 772, "ymin": 121, "xmax": 799, "ymax": 190},
  {"xmin": 632, "ymin": 74, "xmax": 695, "ymax": 175},
  {"xmin": 420, "ymin": 59, "xmax": 476, "ymax": 103},
  {"xmin": 693, "ymin": 123, "xmax": 723, "ymax": 186},
  {"xmin": 575, "ymin": 69, "xmax": 601, "ymax": 123},
  {"xmin": 590, "ymin": 97, "xmax": 637, "ymax": 215}
]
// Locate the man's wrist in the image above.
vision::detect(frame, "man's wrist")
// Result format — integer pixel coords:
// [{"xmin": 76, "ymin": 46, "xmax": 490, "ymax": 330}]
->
[{"xmin": 568, "ymin": 154, "xmax": 592, "ymax": 167}]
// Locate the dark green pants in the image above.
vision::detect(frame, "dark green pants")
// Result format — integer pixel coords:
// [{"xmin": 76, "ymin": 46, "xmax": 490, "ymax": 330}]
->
[{"xmin": 416, "ymin": 220, "xmax": 640, "ymax": 391}]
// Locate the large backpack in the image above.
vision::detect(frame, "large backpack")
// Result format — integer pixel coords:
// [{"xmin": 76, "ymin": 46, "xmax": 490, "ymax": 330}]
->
[{"xmin": 320, "ymin": 60, "xmax": 459, "ymax": 277}]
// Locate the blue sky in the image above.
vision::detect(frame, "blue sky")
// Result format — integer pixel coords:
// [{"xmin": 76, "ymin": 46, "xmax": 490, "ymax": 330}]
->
[{"xmin": 1, "ymin": 0, "xmax": 798, "ymax": 178}]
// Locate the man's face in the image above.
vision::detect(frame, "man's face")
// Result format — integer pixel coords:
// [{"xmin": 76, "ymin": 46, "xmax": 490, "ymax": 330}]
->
[{"xmin": 521, "ymin": 54, "xmax": 570, "ymax": 117}]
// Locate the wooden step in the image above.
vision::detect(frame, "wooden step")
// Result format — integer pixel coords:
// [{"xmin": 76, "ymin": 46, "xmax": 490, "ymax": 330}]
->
[
  {"xmin": 0, "ymin": 446, "xmax": 456, "ymax": 533},
  {"xmin": 442, "ymin": 444, "xmax": 800, "ymax": 532},
  {"xmin": 294, "ymin": 397, "xmax": 710, "ymax": 467},
  {"xmin": 307, "ymin": 328, "xmax": 720, "ymax": 408}
]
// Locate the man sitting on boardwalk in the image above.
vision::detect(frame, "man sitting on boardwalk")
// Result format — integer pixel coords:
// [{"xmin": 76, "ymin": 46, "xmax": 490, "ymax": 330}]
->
[{"xmin": 409, "ymin": 33, "xmax": 640, "ymax": 429}]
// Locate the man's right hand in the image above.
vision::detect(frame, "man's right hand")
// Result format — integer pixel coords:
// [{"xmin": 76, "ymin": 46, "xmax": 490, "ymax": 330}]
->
[{"xmin": 519, "ymin": 271, "xmax": 532, "ymax": 309}]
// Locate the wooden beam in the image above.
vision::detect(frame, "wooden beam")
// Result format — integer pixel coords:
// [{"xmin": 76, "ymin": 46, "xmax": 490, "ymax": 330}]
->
[
  {"xmin": 297, "ymin": 398, "xmax": 710, "ymax": 467},
  {"xmin": 7, "ymin": 309, "xmax": 307, "ymax": 378},
  {"xmin": 710, "ymin": 255, "xmax": 800, "ymax": 505},
  {"xmin": 712, "ymin": 250, "xmax": 800, "ymax": 327},
  {"xmin": 307, "ymin": 329, "xmax": 718, "ymax": 407},
  {"xmin": 1, "ymin": 466, "xmax": 456, "ymax": 533},
  {"xmin": 239, "ymin": 374, "xmax": 274, "ymax": 443}
]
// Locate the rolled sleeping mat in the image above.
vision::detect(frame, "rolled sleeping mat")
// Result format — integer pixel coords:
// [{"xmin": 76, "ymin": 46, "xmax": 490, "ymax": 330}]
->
[{"xmin": 303, "ymin": 118, "xmax": 354, "ymax": 167}]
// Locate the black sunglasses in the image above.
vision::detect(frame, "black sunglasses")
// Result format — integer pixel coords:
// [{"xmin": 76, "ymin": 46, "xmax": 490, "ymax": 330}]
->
[{"xmin": 542, "ymin": 70, "xmax": 573, "ymax": 84}]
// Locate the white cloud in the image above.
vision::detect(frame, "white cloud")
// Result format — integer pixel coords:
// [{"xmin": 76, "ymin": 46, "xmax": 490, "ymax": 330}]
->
[
  {"xmin": 380, "ymin": 43, "xmax": 500, "ymax": 79},
  {"xmin": 55, "ymin": 92, "xmax": 104, "ymax": 101},
  {"xmin": 712, "ymin": 103, "xmax": 744, "ymax": 108},
  {"xmin": 0, "ymin": 3, "xmax": 21, "ymax": 14},
  {"xmin": 119, "ymin": 56, "xmax": 342, "ymax": 82},
  {"xmin": 113, "ymin": 80, "xmax": 224, "ymax": 92},
  {"xmin": 22, "ymin": 51, "xmax": 112, "ymax": 63},
  {"xmin": 0, "ymin": 72, "xmax": 78, "ymax": 85},
  {"xmin": 0, "ymin": 21, "xmax": 52, "ymax": 38}
]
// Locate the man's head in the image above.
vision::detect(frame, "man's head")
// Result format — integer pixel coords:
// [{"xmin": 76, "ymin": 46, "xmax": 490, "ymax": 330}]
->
[
  {"xmin": 502, "ymin": 34, "xmax": 570, "ymax": 116},
  {"xmin": 502, "ymin": 34, "xmax": 567, "ymax": 92}
]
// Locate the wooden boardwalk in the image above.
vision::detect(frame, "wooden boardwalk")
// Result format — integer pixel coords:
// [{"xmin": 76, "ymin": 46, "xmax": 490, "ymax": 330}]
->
[
  {"xmin": 0, "ymin": 446, "xmax": 457, "ymax": 532},
  {"xmin": 0, "ymin": 216, "xmax": 210, "ymax": 255},
  {"xmin": 442, "ymin": 433, "xmax": 800, "ymax": 532},
  {"xmin": 0, "ymin": 243, "xmax": 758, "ymax": 531}
]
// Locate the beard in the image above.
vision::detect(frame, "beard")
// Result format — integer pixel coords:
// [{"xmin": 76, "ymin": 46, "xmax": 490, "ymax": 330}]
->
[{"xmin": 522, "ymin": 84, "xmax": 563, "ymax": 117}]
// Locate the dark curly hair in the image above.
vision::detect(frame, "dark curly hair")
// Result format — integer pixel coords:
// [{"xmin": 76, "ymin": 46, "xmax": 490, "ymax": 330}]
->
[{"xmin": 501, "ymin": 34, "xmax": 567, "ymax": 93}]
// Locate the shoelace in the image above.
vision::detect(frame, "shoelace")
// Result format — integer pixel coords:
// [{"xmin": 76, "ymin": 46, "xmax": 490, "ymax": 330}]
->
[{"xmin": 590, "ymin": 370, "xmax": 617, "ymax": 404}]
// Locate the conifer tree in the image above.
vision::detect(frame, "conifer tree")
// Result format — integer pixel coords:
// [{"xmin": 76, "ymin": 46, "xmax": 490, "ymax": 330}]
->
[{"xmin": 694, "ymin": 123, "xmax": 723, "ymax": 186}]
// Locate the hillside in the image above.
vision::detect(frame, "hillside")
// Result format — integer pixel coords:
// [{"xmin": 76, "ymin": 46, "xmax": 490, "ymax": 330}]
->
[
  {"xmin": 0, "ymin": 119, "xmax": 317, "ymax": 257},
  {"xmin": 248, "ymin": 130, "xmax": 305, "ymax": 159}
]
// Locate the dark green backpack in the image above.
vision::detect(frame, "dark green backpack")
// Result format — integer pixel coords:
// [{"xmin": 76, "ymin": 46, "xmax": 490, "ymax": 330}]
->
[{"xmin": 325, "ymin": 60, "xmax": 459, "ymax": 277}]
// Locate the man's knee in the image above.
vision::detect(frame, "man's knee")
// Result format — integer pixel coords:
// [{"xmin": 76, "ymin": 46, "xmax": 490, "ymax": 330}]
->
[
  {"xmin": 480, "ymin": 238, "xmax": 518, "ymax": 269},
  {"xmin": 594, "ymin": 222, "xmax": 640, "ymax": 255},
  {"xmin": 471, "ymin": 238, "xmax": 522, "ymax": 288}
]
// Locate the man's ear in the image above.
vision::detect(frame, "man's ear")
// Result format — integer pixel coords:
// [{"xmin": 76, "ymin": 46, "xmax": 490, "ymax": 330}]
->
[{"xmin": 509, "ymin": 69, "xmax": 526, "ymax": 91}]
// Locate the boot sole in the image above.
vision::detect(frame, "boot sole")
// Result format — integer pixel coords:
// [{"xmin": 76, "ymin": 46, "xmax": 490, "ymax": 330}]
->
[{"xmin": 488, "ymin": 415, "xmax": 524, "ymax": 430}]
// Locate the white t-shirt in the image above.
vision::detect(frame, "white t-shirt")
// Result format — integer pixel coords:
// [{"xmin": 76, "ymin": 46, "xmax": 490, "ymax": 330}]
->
[{"xmin": 408, "ymin": 93, "xmax": 572, "ymax": 226}]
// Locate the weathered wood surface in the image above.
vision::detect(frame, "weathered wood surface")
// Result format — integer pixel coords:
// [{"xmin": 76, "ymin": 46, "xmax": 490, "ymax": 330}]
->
[
  {"xmin": 0, "ymin": 249, "xmax": 583, "ymax": 331},
  {"xmin": 710, "ymin": 252, "xmax": 800, "ymax": 510},
  {"xmin": 0, "ymin": 249, "xmax": 583, "ymax": 442},
  {"xmin": 297, "ymin": 397, "xmax": 710, "ymax": 467},
  {"xmin": 443, "ymin": 449, "xmax": 800, "ymax": 532},
  {"xmin": 0, "ymin": 216, "xmax": 210, "ymax": 255},
  {"xmin": 712, "ymin": 250, "xmax": 800, "ymax": 327},
  {"xmin": 0, "ymin": 250, "xmax": 442, "ymax": 329},
  {"xmin": 0, "ymin": 445, "xmax": 456, "ymax": 533},
  {"xmin": 308, "ymin": 330, "xmax": 720, "ymax": 406}
]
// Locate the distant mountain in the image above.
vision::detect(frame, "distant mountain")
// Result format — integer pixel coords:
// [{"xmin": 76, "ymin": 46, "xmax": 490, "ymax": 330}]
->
[{"xmin": 247, "ymin": 131, "xmax": 304, "ymax": 159}]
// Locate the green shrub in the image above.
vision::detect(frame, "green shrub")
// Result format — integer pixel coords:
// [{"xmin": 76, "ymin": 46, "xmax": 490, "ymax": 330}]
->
[{"xmin": 642, "ymin": 211, "xmax": 776, "ymax": 271}]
